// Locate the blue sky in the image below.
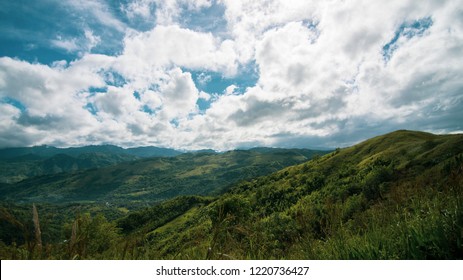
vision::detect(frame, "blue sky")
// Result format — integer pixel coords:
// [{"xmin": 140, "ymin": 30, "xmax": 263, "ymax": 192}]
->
[{"xmin": 0, "ymin": 0, "xmax": 462, "ymax": 150}]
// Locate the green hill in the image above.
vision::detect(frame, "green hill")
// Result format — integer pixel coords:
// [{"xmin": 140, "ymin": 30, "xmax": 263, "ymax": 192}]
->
[
  {"xmin": 115, "ymin": 130, "xmax": 463, "ymax": 259},
  {"xmin": 1, "ymin": 130, "xmax": 462, "ymax": 260}
]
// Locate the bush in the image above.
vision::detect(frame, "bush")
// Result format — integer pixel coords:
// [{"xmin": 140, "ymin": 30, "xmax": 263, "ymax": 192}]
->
[
  {"xmin": 65, "ymin": 213, "xmax": 121, "ymax": 259},
  {"xmin": 362, "ymin": 166, "xmax": 392, "ymax": 200}
]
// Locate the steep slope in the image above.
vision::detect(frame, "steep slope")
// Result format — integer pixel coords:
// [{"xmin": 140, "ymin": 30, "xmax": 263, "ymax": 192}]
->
[
  {"xmin": 0, "ymin": 148, "xmax": 327, "ymax": 207},
  {"xmin": 116, "ymin": 130, "xmax": 463, "ymax": 259}
]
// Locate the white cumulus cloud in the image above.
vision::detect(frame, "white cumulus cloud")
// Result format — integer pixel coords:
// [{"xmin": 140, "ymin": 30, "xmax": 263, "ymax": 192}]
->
[{"xmin": 1, "ymin": 0, "xmax": 462, "ymax": 150}]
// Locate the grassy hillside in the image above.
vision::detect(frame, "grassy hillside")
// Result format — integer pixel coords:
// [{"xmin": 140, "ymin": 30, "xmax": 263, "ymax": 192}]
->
[
  {"xmin": 118, "ymin": 130, "xmax": 463, "ymax": 260},
  {"xmin": 1, "ymin": 130, "xmax": 462, "ymax": 260}
]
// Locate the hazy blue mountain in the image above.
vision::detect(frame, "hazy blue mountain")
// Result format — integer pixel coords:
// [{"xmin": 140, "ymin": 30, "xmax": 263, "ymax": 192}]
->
[{"xmin": 0, "ymin": 145, "xmax": 182, "ymax": 160}]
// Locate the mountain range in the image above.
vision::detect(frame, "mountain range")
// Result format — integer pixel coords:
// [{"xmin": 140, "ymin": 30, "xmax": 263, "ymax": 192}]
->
[
  {"xmin": 0, "ymin": 145, "xmax": 183, "ymax": 184},
  {"xmin": 0, "ymin": 145, "xmax": 183, "ymax": 160},
  {"xmin": 0, "ymin": 146, "xmax": 328, "ymax": 208}
]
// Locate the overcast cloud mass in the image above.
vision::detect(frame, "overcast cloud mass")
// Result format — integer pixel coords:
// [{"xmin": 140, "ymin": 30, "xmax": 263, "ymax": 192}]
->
[{"xmin": 0, "ymin": 0, "xmax": 462, "ymax": 150}]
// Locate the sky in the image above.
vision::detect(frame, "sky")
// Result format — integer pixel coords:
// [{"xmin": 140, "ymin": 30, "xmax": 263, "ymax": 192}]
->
[{"xmin": 0, "ymin": 0, "xmax": 462, "ymax": 150}]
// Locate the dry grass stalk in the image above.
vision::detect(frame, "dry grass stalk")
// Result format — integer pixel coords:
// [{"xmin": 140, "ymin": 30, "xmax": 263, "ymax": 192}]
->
[
  {"xmin": 32, "ymin": 203, "xmax": 42, "ymax": 253},
  {"xmin": 70, "ymin": 220, "xmax": 77, "ymax": 253}
]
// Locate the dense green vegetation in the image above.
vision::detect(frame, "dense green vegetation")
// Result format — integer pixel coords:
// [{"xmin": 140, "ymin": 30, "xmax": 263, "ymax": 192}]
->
[
  {"xmin": 0, "ymin": 145, "xmax": 183, "ymax": 183},
  {"xmin": 0, "ymin": 148, "xmax": 321, "ymax": 208},
  {"xmin": 1, "ymin": 130, "xmax": 462, "ymax": 260},
  {"xmin": 0, "ymin": 153, "xmax": 139, "ymax": 183}
]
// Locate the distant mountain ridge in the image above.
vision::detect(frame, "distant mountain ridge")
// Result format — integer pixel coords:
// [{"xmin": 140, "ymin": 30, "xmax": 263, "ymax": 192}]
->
[
  {"xmin": 0, "ymin": 145, "xmax": 183, "ymax": 160},
  {"xmin": 0, "ymin": 148, "xmax": 329, "ymax": 207},
  {"xmin": 0, "ymin": 144, "xmax": 330, "ymax": 184},
  {"xmin": 0, "ymin": 145, "xmax": 184, "ymax": 184}
]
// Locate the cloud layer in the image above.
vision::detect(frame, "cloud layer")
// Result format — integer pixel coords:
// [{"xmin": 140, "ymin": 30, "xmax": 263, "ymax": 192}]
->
[{"xmin": 1, "ymin": 0, "xmax": 462, "ymax": 150}]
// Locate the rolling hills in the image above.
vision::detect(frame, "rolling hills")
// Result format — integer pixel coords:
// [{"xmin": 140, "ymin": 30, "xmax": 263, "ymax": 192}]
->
[
  {"xmin": 0, "ymin": 148, "xmax": 326, "ymax": 208},
  {"xmin": 1, "ymin": 130, "xmax": 462, "ymax": 260},
  {"xmin": 0, "ymin": 145, "xmax": 183, "ymax": 183}
]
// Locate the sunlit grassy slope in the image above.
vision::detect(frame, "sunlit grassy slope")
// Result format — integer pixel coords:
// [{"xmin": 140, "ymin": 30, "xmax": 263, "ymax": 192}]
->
[{"xmin": 114, "ymin": 130, "xmax": 463, "ymax": 259}]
